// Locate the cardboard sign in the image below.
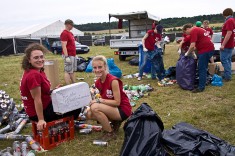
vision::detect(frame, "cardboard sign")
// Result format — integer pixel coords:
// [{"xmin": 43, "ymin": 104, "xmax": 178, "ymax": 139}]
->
[
  {"xmin": 52, "ymin": 82, "xmax": 91, "ymax": 114},
  {"xmin": 44, "ymin": 60, "xmax": 60, "ymax": 89}
]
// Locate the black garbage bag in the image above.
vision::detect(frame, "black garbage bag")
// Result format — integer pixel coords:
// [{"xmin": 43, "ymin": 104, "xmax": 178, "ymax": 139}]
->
[
  {"xmin": 120, "ymin": 103, "xmax": 169, "ymax": 156},
  {"xmin": 77, "ymin": 62, "xmax": 88, "ymax": 72},
  {"xmin": 162, "ymin": 122, "xmax": 235, "ymax": 156},
  {"xmin": 129, "ymin": 56, "xmax": 139, "ymax": 66},
  {"xmin": 165, "ymin": 66, "xmax": 176, "ymax": 80},
  {"xmin": 176, "ymin": 55, "xmax": 196, "ymax": 90},
  {"xmin": 77, "ymin": 56, "xmax": 86, "ymax": 65}
]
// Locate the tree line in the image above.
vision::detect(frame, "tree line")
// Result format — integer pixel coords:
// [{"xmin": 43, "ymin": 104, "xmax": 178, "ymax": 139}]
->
[{"xmin": 74, "ymin": 12, "xmax": 234, "ymax": 32}]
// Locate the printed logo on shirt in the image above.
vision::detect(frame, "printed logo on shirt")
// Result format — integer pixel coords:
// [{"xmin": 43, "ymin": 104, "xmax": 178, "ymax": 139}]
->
[
  {"xmin": 21, "ymin": 96, "xmax": 28, "ymax": 100},
  {"xmin": 204, "ymin": 31, "xmax": 209, "ymax": 37},
  {"xmin": 106, "ymin": 90, "xmax": 113, "ymax": 98}
]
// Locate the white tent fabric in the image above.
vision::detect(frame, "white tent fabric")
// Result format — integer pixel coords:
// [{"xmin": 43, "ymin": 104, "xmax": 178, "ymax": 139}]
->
[{"xmin": 0, "ymin": 20, "xmax": 84, "ymax": 39}]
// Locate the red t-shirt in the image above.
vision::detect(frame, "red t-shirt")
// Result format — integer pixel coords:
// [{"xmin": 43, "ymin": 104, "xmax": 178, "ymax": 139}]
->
[
  {"xmin": 221, "ymin": 17, "xmax": 235, "ymax": 48},
  {"xmin": 190, "ymin": 27, "xmax": 214, "ymax": 54},
  {"xmin": 20, "ymin": 69, "xmax": 51, "ymax": 117},
  {"xmin": 60, "ymin": 30, "xmax": 76, "ymax": 56},
  {"xmin": 182, "ymin": 34, "xmax": 191, "ymax": 51},
  {"xmin": 204, "ymin": 27, "xmax": 213, "ymax": 38},
  {"xmin": 95, "ymin": 74, "xmax": 132, "ymax": 117},
  {"xmin": 145, "ymin": 30, "xmax": 162, "ymax": 51}
]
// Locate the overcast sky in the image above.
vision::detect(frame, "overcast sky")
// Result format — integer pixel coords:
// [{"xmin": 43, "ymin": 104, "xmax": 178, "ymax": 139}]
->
[{"xmin": 1, "ymin": 0, "xmax": 235, "ymax": 26}]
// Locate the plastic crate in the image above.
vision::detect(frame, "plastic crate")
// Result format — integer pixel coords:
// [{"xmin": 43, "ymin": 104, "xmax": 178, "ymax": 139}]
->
[{"xmin": 32, "ymin": 116, "xmax": 74, "ymax": 150}]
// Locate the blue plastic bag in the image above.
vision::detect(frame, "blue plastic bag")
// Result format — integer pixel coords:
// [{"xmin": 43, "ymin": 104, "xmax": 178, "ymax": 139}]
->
[
  {"xmin": 176, "ymin": 55, "xmax": 196, "ymax": 90},
  {"xmin": 107, "ymin": 58, "xmax": 122, "ymax": 78},
  {"xmin": 85, "ymin": 58, "xmax": 122, "ymax": 78},
  {"xmin": 211, "ymin": 74, "xmax": 223, "ymax": 87},
  {"xmin": 85, "ymin": 60, "xmax": 93, "ymax": 72}
]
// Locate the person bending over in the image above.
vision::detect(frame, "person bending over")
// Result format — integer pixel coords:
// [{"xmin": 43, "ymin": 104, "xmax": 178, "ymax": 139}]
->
[
  {"xmin": 86, "ymin": 55, "xmax": 132, "ymax": 141},
  {"xmin": 183, "ymin": 24, "xmax": 214, "ymax": 93},
  {"xmin": 20, "ymin": 43, "xmax": 80, "ymax": 131}
]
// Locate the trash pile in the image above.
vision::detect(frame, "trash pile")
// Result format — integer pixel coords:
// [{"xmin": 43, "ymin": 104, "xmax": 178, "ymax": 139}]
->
[
  {"xmin": 0, "ymin": 136, "xmax": 40, "ymax": 156},
  {"xmin": 0, "ymin": 90, "xmax": 29, "ymax": 139},
  {"xmin": 157, "ymin": 78, "xmax": 177, "ymax": 87},
  {"xmin": 123, "ymin": 84, "xmax": 154, "ymax": 107},
  {"xmin": 0, "ymin": 90, "xmax": 42, "ymax": 155}
]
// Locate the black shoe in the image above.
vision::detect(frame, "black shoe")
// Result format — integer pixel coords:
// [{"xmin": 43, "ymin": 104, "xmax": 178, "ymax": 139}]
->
[
  {"xmin": 112, "ymin": 120, "xmax": 122, "ymax": 133},
  {"xmin": 192, "ymin": 88, "xmax": 204, "ymax": 93}
]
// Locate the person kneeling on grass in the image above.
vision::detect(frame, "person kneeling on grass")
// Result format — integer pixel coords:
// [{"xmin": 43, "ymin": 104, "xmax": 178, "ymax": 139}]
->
[
  {"xmin": 86, "ymin": 55, "xmax": 132, "ymax": 142},
  {"xmin": 20, "ymin": 43, "xmax": 81, "ymax": 131}
]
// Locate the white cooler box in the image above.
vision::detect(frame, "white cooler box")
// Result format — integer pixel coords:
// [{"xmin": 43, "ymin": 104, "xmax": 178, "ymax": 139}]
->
[{"xmin": 51, "ymin": 82, "xmax": 91, "ymax": 114}]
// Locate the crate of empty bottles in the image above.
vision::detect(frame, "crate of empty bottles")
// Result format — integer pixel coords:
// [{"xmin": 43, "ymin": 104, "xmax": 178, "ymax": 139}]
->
[{"xmin": 31, "ymin": 116, "xmax": 74, "ymax": 150}]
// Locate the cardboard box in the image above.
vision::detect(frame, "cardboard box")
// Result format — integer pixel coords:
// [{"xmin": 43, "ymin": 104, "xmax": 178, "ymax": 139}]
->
[
  {"xmin": 44, "ymin": 60, "xmax": 60, "ymax": 89},
  {"xmin": 208, "ymin": 63, "xmax": 219, "ymax": 75},
  {"xmin": 209, "ymin": 62, "xmax": 235, "ymax": 75},
  {"xmin": 51, "ymin": 82, "xmax": 91, "ymax": 114}
]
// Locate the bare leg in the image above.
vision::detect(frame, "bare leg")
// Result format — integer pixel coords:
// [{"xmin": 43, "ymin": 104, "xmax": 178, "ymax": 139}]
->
[
  {"xmin": 210, "ymin": 56, "xmax": 214, "ymax": 63},
  {"xmin": 70, "ymin": 73, "xmax": 76, "ymax": 83},
  {"xmin": 64, "ymin": 73, "xmax": 71, "ymax": 85},
  {"xmin": 89, "ymin": 103, "xmax": 121, "ymax": 132}
]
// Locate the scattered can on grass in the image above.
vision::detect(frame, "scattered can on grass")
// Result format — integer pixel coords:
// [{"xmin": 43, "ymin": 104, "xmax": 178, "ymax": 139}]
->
[
  {"xmin": 79, "ymin": 129, "xmax": 92, "ymax": 134},
  {"xmin": 93, "ymin": 140, "xmax": 108, "ymax": 147}
]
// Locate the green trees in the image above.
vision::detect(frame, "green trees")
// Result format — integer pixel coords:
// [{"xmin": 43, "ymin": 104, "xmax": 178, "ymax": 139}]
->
[{"xmin": 74, "ymin": 12, "xmax": 233, "ymax": 31}]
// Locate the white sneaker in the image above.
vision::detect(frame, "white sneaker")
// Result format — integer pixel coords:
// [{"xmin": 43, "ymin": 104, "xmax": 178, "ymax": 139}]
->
[{"xmin": 137, "ymin": 77, "xmax": 142, "ymax": 81}]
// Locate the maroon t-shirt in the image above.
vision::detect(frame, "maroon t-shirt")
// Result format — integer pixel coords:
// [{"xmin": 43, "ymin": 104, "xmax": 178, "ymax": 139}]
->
[
  {"xmin": 221, "ymin": 17, "xmax": 235, "ymax": 48},
  {"xmin": 20, "ymin": 69, "xmax": 51, "ymax": 117},
  {"xmin": 190, "ymin": 27, "xmax": 214, "ymax": 54},
  {"xmin": 95, "ymin": 74, "xmax": 132, "ymax": 117},
  {"xmin": 145, "ymin": 30, "xmax": 162, "ymax": 51},
  {"xmin": 182, "ymin": 34, "xmax": 191, "ymax": 51},
  {"xmin": 204, "ymin": 27, "xmax": 213, "ymax": 38},
  {"xmin": 60, "ymin": 30, "xmax": 76, "ymax": 56}
]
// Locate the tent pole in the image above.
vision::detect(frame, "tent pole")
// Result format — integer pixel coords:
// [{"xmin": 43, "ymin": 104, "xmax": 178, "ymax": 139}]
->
[{"xmin": 13, "ymin": 38, "xmax": 16, "ymax": 54}]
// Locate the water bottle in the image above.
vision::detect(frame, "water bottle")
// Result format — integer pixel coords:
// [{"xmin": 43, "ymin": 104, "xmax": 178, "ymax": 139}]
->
[
  {"xmin": 25, "ymin": 136, "xmax": 41, "ymax": 151},
  {"xmin": 26, "ymin": 150, "xmax": 36, "ymax": 156},
  {"xmin": 13, "ymin": 141, "xmax": 21, "ymax": 156},
  {"xmin": 21, "ymin": 141, "xmax": 28, "ymax": 156}
]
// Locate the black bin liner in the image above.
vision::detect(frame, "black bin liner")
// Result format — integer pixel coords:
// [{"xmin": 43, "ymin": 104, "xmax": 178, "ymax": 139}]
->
[
  {"xmin": 120, "ymin": 103, "xmax": 169, "ymax": 156},
  {"xmin": 162, "ymin": 122, "xmax": 235, "ymax": 156}
]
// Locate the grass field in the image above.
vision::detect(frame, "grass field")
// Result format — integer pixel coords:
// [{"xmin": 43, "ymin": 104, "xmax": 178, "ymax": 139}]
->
[{"xmin": 0, "ymin": 44, "xmax": 235, "ymax": 156}]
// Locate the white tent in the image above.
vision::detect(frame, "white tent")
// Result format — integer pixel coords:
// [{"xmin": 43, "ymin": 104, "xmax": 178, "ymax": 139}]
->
[{"xmin": 0, "ymin": 20, "xmax": 84, "ymax": 39}]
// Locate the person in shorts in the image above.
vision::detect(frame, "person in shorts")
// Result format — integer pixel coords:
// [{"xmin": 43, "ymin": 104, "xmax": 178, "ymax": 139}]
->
[
  {"xmin": 60, "ymin": 19, "xmax": 77, "ymax": 85},
  {"xmin": 86, "ymin": 55, "xmax": 132, "ymax": 142}
]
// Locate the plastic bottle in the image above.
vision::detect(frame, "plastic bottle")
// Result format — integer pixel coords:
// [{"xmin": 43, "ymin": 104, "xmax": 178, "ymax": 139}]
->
[
  {"xmin": 26, "ymin": 150, "xmax": 36, "ymax": 156},
  {"xmin": 25, "ymin": 136, "xmax": 41, "ymax": 151},
  {"xmin": 13, "ymin": 141, "xmax": 21, "ymax": 156},
  {"xmin": 21, "ymin": 141, "xmax": 28, "ymax": 156}
]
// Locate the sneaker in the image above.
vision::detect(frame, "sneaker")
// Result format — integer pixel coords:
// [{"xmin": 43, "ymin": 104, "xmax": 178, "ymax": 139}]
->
[
  {"xmin": 137, "ymin": 77, "xmax": 142, "ymax": 81},
  {"xmin": 192, "ymin": 88, "xmax": 204, "ymax": 93},
  {"xmin": 98, "ymin": 131, "xmax": 117, "ymax": 142},
  {"xmin": 112, "ymin": 121, "xmax": 122, "ymax": 133}
]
